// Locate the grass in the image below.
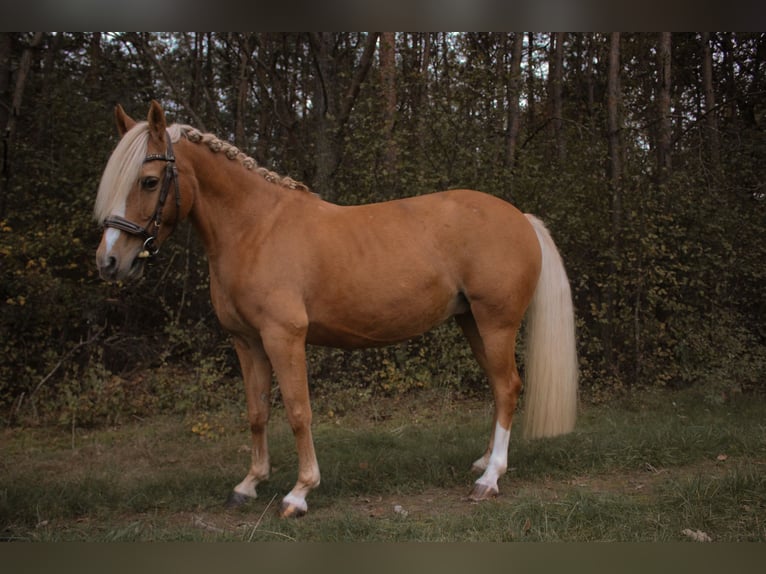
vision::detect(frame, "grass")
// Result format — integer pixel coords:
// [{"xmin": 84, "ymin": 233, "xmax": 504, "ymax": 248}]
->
[{"xmin": 1, "ymin": 387, "xmax": 765, "ymax": 541}]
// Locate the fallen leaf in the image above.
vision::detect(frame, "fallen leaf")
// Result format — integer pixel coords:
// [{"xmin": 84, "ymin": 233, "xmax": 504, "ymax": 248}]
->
[
  {"xmin": 682, "ymin": 528, "xmax": 712, "ymax": 542},
  {"xmin": 368, "ymin": 506, "xmax": 385, "ymax": 518},
  {"xmin": 393, "ymin": 504, "xmax": 409, "ymax": 518}
]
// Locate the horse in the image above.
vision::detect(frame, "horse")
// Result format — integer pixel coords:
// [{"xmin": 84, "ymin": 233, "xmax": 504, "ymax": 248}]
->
[{"xmin": 94, "ymin": 100, "xmax": 578, "ymax": 518}]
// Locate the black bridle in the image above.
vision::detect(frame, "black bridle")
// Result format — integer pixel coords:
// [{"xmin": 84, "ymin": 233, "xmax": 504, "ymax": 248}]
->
[{"xmin": 102, "ymin": 134, "xmax": 180, "ymax": 259}]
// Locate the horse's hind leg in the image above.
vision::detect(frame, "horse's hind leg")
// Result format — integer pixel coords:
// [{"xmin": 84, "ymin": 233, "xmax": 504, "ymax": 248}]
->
[
  {"xmin": 458, "ymin": 314, "xmax": 522, "ymax": 500},
  {"xmin": 228, "ymin": 337, "xmax": 273, "ymax": 507},
  {"xmin": 456, "ymin": 314, "xmax": 495, "ymax": 473}
]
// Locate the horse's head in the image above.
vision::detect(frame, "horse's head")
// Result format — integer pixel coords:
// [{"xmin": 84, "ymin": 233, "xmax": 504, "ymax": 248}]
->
[{"xmin": 95, "ymin": 100, "xmax": 184, "ymax": 282}]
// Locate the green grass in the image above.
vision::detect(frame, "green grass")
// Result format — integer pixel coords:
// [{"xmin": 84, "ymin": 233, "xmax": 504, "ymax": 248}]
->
[{"xmin": 1, "ymin": 387, "xmax": 765, "ymax": 541}]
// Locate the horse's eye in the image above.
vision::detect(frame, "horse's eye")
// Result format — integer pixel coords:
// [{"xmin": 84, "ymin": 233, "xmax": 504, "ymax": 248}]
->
[{"xmin": 141, "ymin": 177, "xmax": 160, "ymax": 191}]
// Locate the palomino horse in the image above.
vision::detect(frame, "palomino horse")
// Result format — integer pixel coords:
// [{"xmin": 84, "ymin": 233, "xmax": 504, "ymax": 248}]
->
[{"xmin": 95, "ymin": 101, "xmax": 578, "ymax": 518}]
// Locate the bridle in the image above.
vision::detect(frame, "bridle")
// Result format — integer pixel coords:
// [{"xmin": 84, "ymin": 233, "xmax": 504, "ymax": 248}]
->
[{"xmin": 102, "ymin": 134, "xmax": 180, "ymax": 259}]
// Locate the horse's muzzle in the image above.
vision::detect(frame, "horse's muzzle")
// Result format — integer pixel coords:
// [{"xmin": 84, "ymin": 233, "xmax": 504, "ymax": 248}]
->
[{"xmin": 97, "ymin": 252, "xmax": 146, "ymax": 282}]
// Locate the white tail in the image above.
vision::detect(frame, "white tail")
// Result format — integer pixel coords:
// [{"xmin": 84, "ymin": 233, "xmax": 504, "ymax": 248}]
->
[{"xmin": 522, "ymin": 214, "xmax": 579, "ymax": 439}]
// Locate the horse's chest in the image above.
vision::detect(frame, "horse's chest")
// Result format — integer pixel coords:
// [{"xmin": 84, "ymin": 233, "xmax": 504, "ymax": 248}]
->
[{"xmin": 208, "ymin": 272, "xmax": 260, "ymax": 334}]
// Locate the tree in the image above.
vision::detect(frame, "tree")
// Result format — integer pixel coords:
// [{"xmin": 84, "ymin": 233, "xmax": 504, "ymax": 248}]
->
[
  {"xmin": 308, "ymin": 32, "xmax": 378, "ymax": 197},
  {"xmin": 505, "ymin": 32, "xmax": 524, "ymax": 170},
  {"xmin": 526, "ymin": 32, "xmax": 537, "ymax": 131},
  {"xmin": 607, "ymin": 33, "xmax": 623, "ymax": 220},
  {"xmin": 380, "ymin": 32, "xmax": 397, "ymax": 180},
  {"xmin": 0, "ymin": 32, "xmax": 44, "ymax": 217},
  {"xmin": 656, "ymin": 32, "xmax": 672, "ymax": 184},
  {"xmin": 0, "ymin": 33, "xmax": 12, "ymax": 217},
  {"xmin": 2, "ymin": 32, "xmax": 765, "ymax": 423},
  {"xmin": 605, "ymin": 32, "xmax": 623, "ymax": 372},
  {"xmin": 549, "ymin": 32, "xmax": 565, "ymax": 162},
  {"xmin": 701, "ymin": 32, "xmax": 720, "ymax": 166}
]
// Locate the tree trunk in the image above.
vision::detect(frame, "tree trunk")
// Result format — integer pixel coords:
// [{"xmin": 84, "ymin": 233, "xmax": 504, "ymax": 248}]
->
[
  {"xmin": 656, "ymin": 32, "xmax": 672, "ymax": 184},
  {"xmin": 234, "ymin": 34, "xmax": 253, "ymax": 149},
  {"xmin": 0, "ymin": 34, "xmax": 12, "ymax": 158},
  {"xmin": 1, "ymin": 32, "xmax": 44, "ymax": 218},
  {"xmin": 584, "ymin": 33, "xmax": 596, "ymax": 123},
  {"xmin": 0, "ymin": 33, "xmax": 11, "ymax": 217},
  {"xmin": 606, "ymin": 32, "xmax": 623, "ymax": 374},
  {"xmin": 607, "ymin": 33, "xmax": 622, "ymax": 204},
  {"xmin": 526, "ymin": 32, "xmax": 537, "ymax": 127},
  {"xmin": 416, "ymin": 33, "xmax": 431, "ymax": 153},
  {"xmin": 87, "ymin": 32, "xmax": 102, "ymax": 92},
  {"xmin": 380, "ymin": 32, "xmax": 397, "ymax": 181},
  {"xmin": 309, "ymin": 32, "xmax": 340, "ymax": 197},
  {"xmin": 8, "ymin": 32, "xmax": 44, "ymax": 146},
  {"xmin": 720, "ymin": 33, "xmax": 737, "ymax": 124},
  {"xmin": 188, "ymin": 32, "xmax": 204, "ymax": 118},
  {"xmin": 309, "ymin": 32, "xmax": 378, "ymax": 198},
  {"xmin": 549, "ymin": 32, "xmax": 565, "ymax": 162},
  {"xmin": 701, "ymin": 32, "xmax": 720, "ymax": 167},
  {"xmin": 505, "ymin": 32, "xmax": 523, "ymax": 170}
]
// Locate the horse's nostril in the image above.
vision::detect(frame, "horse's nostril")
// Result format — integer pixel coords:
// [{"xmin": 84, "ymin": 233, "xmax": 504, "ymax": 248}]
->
[{"xmin": 98, "ymin": 255, "xmax": 118, "ymax": 280}]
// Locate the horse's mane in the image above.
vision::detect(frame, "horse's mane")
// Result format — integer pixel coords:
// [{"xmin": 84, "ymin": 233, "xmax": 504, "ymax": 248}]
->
[
  {"xmin": 94, "ymin": 122, "xmax": 309, "ymax": 224},
  {"xmin": 179, "ymin": 125, "xmax": 309, "ymax": 193}
]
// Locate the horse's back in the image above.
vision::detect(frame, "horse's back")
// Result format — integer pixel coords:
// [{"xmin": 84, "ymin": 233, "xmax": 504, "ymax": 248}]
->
[{"xmin": 324, "ymin": 189, "xmax": 533, "ymax": 254}]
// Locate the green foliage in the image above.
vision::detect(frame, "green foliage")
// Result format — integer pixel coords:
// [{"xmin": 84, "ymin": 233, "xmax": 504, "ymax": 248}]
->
[
  {"xmin": 0, "ymin": 33, "xmax": 764, "ymax": 426},
  {"xmin": 307, "ymin": 323, "xmax": 486, "ymax": 415}
]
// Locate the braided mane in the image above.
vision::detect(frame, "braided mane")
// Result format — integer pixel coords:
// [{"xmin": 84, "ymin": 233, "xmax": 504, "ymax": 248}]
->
[{"xmin": 177, "ymin": 125, "xmax": 309, "ymax": 192}]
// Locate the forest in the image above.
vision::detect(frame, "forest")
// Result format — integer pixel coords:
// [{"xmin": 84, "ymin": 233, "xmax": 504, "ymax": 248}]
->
[{"xmin": 0, "ymin": 32, "xmax": 764, "ymax": 425}]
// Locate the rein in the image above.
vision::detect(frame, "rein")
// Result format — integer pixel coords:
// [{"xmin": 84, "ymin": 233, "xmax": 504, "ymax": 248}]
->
[{"xmin": 102, "ymin": 134, "xmax": 180, "ymax": 258}]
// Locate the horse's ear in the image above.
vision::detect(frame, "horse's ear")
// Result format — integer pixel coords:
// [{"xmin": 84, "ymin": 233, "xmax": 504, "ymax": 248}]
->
[
  {"xmin": 114, "ymin": 104, "xmax": 136, "ymax": 136},
  {"xmin": 147, "ymin": 100, "xmax": 167, "ymax": 142}
]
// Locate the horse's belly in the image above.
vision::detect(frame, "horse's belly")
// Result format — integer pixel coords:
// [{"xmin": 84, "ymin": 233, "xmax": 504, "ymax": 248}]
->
[{"xmin": 305, "ymin": 289, "xmax": 468, "ymax": 349}]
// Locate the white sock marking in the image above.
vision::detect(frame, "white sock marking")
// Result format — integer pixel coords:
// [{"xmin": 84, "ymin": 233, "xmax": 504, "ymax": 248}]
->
[
  {"xmin": 234, "ymin": 476, "xmax": 258, "ymax": 499},
  {"xmin": 282, "ymin": 492, "xmax": 308, "ymax": 513},
  {"xmin": 475, "ymin": 422, "xmax": 511, "ymax": 491}
]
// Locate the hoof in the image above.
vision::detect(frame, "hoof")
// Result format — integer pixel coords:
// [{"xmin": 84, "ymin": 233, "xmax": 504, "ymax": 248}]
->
[
  {"xmin": 279, "ymin": 500, "xmax": 307, "ymax": 519},
  {"xmin": 225, "ymin": 491, "xmax": 252, "ymax": 508},
  {"xmin": 468, "ymin": 482, "xmax": 499, "ymax": 501}
]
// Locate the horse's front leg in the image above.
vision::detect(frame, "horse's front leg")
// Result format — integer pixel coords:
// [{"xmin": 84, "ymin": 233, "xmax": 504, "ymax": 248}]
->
[
  {"xmin": 262, "ymin": 324, "xmax": 320, "ymax": 518},
  {"xmin": 227, "ymin": 337, "xmax": 273, "ymax": 507}
]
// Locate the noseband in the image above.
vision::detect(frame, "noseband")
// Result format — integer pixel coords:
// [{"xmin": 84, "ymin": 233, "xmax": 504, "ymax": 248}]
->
[{"xmin": 102, "ymin": 134, "xmax": 180, "ymax": 258}]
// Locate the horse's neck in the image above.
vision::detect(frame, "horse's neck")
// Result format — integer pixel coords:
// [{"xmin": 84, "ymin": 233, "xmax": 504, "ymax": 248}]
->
[{"xmin": 186, "ymin": 149, "xmax": 286, "ymax": 253}]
